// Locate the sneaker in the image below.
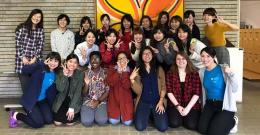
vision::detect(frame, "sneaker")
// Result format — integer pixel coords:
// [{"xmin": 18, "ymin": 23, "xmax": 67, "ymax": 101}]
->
[
  {"xmin": 230, "ymin": 115, "xmax": 238, "ymax": 133},
  {"xmin": 9, "ymin": 110, "xmax": 18, "ymax": 128}
]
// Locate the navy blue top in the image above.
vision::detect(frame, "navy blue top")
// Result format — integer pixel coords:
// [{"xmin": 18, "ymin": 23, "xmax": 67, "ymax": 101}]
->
[
  {"xmin": 203, "ymin": 65, "xmax": 226, "ymax": 100},
  {"xmin": 20, "ymin": 62, "xmax": 57, "ymax": 111},
  {"xmin": 140, "ymin": 69, "xmax": 160, "ymax": 105}
]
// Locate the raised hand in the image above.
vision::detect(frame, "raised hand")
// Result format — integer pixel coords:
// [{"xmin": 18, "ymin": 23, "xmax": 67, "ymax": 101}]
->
[
  {"xmin": 150, "ymin": 46, "xmax": 159, "ymax": 54},
  {"xmin": 130, "ymin": 67, "xmax": 139, "ymax": 80},
  {"xmin": 164, "ymin": 39, "xmax": 170, "ymax": 52},
  {"xmin": 79, "ymin": 47, "xmax": 87, "ymax": 59},
  {"xmin": 84, "ymin": 75, "xmax": 91, "ymax": 85},
  {"xmin": 79, "ymin": 27, "xmax": 84, "ymax": 35},
  {"xmin": 115, "ymin": 39, "xmax": 123, "ymax": 49},
  {"xmin": 44, "ymin": 58, "xmax": 50, "ymax": 65},
  {"xmin": 62, "ymin": 63, "xmax": 70, "ymax": 76}
]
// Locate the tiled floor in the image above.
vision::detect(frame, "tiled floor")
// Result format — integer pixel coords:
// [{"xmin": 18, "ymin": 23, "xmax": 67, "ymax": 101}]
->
[{"xmin": 0, "ymin": 79, "xmax": 260, "ymax": 135}]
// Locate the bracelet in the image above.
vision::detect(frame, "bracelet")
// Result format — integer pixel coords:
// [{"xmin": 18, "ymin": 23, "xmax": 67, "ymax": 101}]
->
[{"xmin": 175, "ymin": 104, "xmax": 180, "ymax": 108}]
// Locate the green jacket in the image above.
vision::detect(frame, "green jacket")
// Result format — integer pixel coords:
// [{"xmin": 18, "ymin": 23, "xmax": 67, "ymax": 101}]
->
[{"xmin": 52, "ymin": 69, "xmax": 84, "ymax": 113}]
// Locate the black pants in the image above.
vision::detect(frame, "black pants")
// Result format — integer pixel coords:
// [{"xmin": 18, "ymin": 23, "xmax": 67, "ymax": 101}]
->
[
  {"xmin": 17, "ymin": 99, "xmax": 53, "ymax": 128},
  {"xmin": 167, "ymin": 106, "xmax": 200, "ymax": 130},
  {"xmin": 198, "ymin": 100, "xmax": 235, "ymax": 135},
  {"xmin": 18, "ymin": 73, "xmax": 31, "ymax": 93}
]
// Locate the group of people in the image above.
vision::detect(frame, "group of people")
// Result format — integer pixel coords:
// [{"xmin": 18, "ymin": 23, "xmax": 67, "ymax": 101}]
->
[{"xmin": 10, "ymin": 7, "xmax": 239, "ymax": 135}]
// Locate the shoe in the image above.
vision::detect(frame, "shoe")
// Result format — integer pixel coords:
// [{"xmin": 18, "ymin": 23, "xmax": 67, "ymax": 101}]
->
[
  {"xmin": 9, "ymin": 110, "xmax": 18, "ymax": 128},
  {"xmin": 230, "ymin": 115, "xmax": 238, "ymax": 133}
]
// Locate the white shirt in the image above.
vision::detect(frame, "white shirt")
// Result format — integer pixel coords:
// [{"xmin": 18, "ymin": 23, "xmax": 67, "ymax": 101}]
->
[
  {"xmin": 74, "ymin": 41, "xmax": 99, "ymax": 66},
  {"xmin": 51, "ymin": 28, "xmax": 75, "ymax": 60}
]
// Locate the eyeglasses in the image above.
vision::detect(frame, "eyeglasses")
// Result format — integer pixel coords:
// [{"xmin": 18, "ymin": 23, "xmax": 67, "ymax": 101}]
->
[{"xmin": 117, "ymin": 57, "xmax": 127, "ymax": 61}]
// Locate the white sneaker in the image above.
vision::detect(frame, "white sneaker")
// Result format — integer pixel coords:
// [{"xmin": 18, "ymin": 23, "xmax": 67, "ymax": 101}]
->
[{"xmin": 230, "ymin": 116, "xmax": 238, "ymax": 134}]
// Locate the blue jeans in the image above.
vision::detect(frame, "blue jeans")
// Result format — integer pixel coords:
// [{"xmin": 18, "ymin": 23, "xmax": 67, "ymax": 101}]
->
[
  {"xmin": 17, "ymin": 99, "xmax": 53, "ymax": 128},
  {"xmin": 134, "ymin": 101, "xmax": 168, "ymax": 132}
]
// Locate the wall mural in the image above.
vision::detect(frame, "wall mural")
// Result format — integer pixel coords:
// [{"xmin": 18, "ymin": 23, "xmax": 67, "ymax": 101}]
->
[{"xmin": 96, "ymin": 0, "xmax": 184, "ymax": 29}]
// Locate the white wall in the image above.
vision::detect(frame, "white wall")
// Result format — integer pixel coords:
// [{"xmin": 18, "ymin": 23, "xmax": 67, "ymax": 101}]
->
[{"xmin": 241, "ymin": 1, "xmax": 260, "ymax": 28}]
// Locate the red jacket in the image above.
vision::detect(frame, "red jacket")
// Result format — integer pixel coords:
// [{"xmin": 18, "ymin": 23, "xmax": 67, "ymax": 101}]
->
[
  {"xmin": 99, "ymin": 41, "xmax": 128, "ymax": 68},
  {"xmin": 107, "ymin": 67, "xmax": 134, "ymax": 121}
]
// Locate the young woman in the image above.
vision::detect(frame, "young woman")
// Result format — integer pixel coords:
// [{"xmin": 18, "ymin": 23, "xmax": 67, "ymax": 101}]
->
[
  {"xmin": 130, "ymin": 46, "xmax": 168, "ymax": 132},
  {"xmin": 203, "ymin": 7, "xmax": 239, "ymax": 65},
  {"xmin": 168, "ymin": 15, "xmax": 182, "ymax": 39},
  {"xmin": 51, "ymin": 14, "xmax": 75, "ymax": 60},
  {"xmin": 184, "ymin": 10, "xmax": 201, "ymax": 40},
  {"xmin": 52, "ymin": 54, "xmax": 84, "ymax": 126},
  {"xmin": 175, "ymin": 24, "xmax": 206, "ymax": 69},
  {"xmin": 107, "ymin": 52, "xmax": 134, "ymax": 126},
  {"xmin": 150, "ymin": 26, "xmax": 176, "ymax": 67},
  {"xmin": 166, "ymin": 52, "xmax": 202, "ymax": 130},
  {"xmin": 129, "ymin": 27, "xmax": 147, "ymax": 62},
  {"xmin": 99, "ymin": 28, "xmax": 126, "ymax": 68},
  {"xmin": 81, "ymin": 51, "xmax": 109, "ymax": 126},
  {"xmin": 156, "ymin": 11, "xmax": 169, "ymax": 30},
  {"xmin": 139, "ymin": 15, "xmax": 153, "ymax": 40},
  {"xmin": 74, "ymin": 16, "xmax": 92, "ymax": 47},
  {"xmin": 9, "ymin": 52, "xmax": 61, "ymax": 128},
  {"xmin": 15, "ymin": 9, "xmax": 44, "ymax": 93},
  {"xmin": 119, "ymin": 14, "xmax": 134, "ymax": 51},
  {"xmin": 74, "ymin": 29, "xmax": 99, "ymax": 67},
  {"xmin": 96, "ymin": 14, "xmax": 111, "ymax": 45},
  {"xmin": 198, "ymin": 47, "xmax": 238, "ymax": 135}
]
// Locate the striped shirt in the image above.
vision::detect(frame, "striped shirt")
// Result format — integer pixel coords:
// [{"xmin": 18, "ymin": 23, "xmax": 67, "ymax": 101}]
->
[{"xmin": 15, "ymin": 26, "xmax": 44, "ymax": 73}]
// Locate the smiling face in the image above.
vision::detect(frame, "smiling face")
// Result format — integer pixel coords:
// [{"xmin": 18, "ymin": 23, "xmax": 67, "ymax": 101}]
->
[
  {"xmin": 123, "ymin": 19, "xmax": 131, "ymax": 29},
  {"xmin": 170, "ymin": 19, "xmax": 180, "ymax": 30},
  {"xmin": 178, "ymin": 28, "xmax": 188, "ymax": 42},
  {"xmin": 184, "ymin": 14, "xmax": 194, "ymax": 26},
  {"xmin": 85, "ymin": 32, "xmax": 96, "ymax": 45},
  {"xmin": 31, "ymin": 13, "xmax": 41, "ymax": 25},
  {"xmin": 82, "ymin": 20, "xmax": 90, "ymax": 30},
  {"xmin": 153, "ymin": 30, "xmax": 164, "ymax": 42},
  {"xmin": 66, "ymin": 58, "xmax": 78, "ymax": 72},
  {"xmin": 142, "ymin": 49, "xmax": 153, "ymax": 64},
  {"xmin": 58, "ymin": 17, "xmax": 68, "ymax": 28},
  {"xmin": 106, "ymin": 32, "xmax": 117, "ymax": 45},
  {"xmin": 90, "ymin": 55, "xmax": 101, "ymax": 69},
  {"xmin": 117, "ymin": 53, "xmax": 128, "ymax": 68},
  {"xmin": 176, "ymin": 54, "xmax": 187, "ymax": 69},
  {"xmin": 48, "ymin": 58, "xmax": 60, "ymax": 71},
  {"xmin": 201, "ymin": 51, "xmax": 215, "ymax": 68},
  {"xmin": 102, "ymin": 16, "xmax": 110, "ymax": 27},
  {"xmin": 141, "ymin": 18, "xmax": 151, "ymax": 29},
  {"xmin": 160, "ymin": 15, "xmax": 168, "ymax": 24},
  {"xmin": 134, "ymin": 33, "xmax": 143, "ymax": 43},
  {"xmin": 203, "ymin": 14, "xmax": 214, "ymax": 24}
]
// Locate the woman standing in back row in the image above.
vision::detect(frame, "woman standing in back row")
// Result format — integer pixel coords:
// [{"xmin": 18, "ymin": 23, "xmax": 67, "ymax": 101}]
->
[
  {"xmin": 203, "ymin": 7, "xmax": 239, "ymax": 65},
  {"xmin": 15, "ymin": 9, "xmax": 45, "ymax": 93}
]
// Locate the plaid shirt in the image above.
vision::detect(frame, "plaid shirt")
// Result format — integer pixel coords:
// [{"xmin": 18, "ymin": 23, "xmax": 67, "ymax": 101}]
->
[
  {"xmin": 166, "ymin": 71, "xmax": 202, "ymax": 109},
  {"xmin": 15, "ymin": 26, "xmax": 44, "ymax": 73}
]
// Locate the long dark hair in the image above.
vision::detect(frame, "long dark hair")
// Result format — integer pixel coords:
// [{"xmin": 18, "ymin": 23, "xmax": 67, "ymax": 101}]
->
[
  {"xmin": 157, "ymin": 11, "xmax": 169, "ymax": 29},
  {"xmin": 130, "ymin": 27, "xmax": 146, "ymax": 54},
  {"xmin": 169, "ymin": 51, "xmax": 196, "ymax": 74},
  {"xmin": 15, "ymin": 9, "xmax": 43, "ymax": 35},
  {"xmin": 45, "ymin": 52, "xmax": 62, "ymax": 73},
  {"xmin": 138, "ymin": 46, "xmax": 158, "ymax": 76},
  {"xmin": 105, "ymin": 28, "xmax": 118, "ymax": 45},
  {"xmin": 120, "ymin": 14, "xmax": 134, "ymax": 35},
  {"xmin": 175, "ymin": 24, "xmax": 192, "ymax": 55}
]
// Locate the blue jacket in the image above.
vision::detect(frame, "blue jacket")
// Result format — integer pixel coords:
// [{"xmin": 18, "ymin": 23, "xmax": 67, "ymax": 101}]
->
[{"xmin": 20, "ymin": 62, "xmax": 57, "ymax": 111}]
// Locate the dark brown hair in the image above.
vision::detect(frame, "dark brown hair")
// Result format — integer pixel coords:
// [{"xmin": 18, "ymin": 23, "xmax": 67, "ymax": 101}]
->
[{"xmin": 170, "ymin": 51, "xmax": 196, "ymax": 74}]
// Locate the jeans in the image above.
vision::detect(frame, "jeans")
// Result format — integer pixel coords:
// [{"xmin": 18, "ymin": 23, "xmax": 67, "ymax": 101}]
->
[
  {"xmin": 80, "ymin": 103, "xmax": 108, "ymax": 126},
  {"xmin": 134, "ymin": 101, "xmax": 168, "ymax": 132},
  {"xmin": 17, "ymin": 99, "xmax": 52, "ymax": 128}
]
